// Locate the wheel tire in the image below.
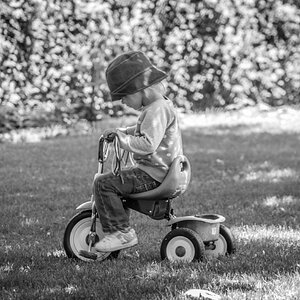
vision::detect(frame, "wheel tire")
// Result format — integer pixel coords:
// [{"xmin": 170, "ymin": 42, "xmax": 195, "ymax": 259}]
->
[
  {"xmin": 205, "ymin": 224, "xmax": 236, "ymax": 258},
  {"xmin": 160, "ymin": 228, "xmax": 205, "ymax": 262},
  {"xmin": 63, "ymin": 210, "xmax": 120, "ymax": 262}
]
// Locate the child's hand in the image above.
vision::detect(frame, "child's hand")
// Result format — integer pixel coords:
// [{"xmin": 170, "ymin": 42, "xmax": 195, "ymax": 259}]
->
[{"xmin": 103, "ymin": 129, "xmax": 117, "ymax": 142}]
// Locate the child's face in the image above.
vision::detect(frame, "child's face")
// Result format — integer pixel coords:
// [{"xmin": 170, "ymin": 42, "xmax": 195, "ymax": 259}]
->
[{"xmin": 121, "ymin": 92, "xmax": 143, "ymax": 110}]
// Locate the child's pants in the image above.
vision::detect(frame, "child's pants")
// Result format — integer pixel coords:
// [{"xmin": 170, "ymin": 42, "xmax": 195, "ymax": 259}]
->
[{"xmin": 93, "ymin": 167, "xmax": 160, "ymax": 233}]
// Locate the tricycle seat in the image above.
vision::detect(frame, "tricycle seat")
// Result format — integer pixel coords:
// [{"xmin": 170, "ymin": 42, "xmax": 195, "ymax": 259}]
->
[
  {"xmin": 124, "ymin": 155, "xmax": 191, "ymax": 201},
  {"xmin": 122, "ymin": 155, "xmax": 191, "ymax": 220}
]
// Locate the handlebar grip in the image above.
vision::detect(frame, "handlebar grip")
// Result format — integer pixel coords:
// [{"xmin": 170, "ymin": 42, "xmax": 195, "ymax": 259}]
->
[
  {"xmin": 98, "ymin": 136, "xmax": 106, "ymax": 162},
  {"xmin": 106, "ymin": 133, "xmax": 116, "ymax": 143}
]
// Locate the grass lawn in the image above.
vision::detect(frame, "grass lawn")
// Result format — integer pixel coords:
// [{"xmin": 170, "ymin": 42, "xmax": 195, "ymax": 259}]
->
[{"xmin": 1, "ymin": 106, "xmax": 300, "ymax": 300}]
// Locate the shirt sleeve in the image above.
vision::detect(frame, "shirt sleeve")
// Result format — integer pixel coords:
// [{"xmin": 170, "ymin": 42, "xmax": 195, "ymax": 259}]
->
[
  {"xmin": 116, "ymin": 102, "xmax": 171, "ymax": 155},
  {"xmin": 117, "ymin": 125, "xmax": 136, "ymax": 135},
  {"xmin": 125, "ymin": 125, "xmax": 136, "ymax": 136}
]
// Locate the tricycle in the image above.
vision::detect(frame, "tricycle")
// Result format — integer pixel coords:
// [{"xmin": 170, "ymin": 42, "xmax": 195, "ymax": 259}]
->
[{"xmin": 63, "ymin": 135, "xmax": 236, "ymax": 262}]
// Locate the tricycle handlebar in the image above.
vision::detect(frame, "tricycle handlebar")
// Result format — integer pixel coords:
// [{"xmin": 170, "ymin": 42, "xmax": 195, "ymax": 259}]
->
[{"xmin": 98, "ymin": 133, "xmax": 117, "ymax": 163}]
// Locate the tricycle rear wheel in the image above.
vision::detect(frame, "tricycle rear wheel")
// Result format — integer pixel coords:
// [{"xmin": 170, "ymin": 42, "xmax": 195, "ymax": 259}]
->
[
  {"xmin": 160, "ymin": 228, "xmax": 205, "ymax": 262},
  {"xmin": 205, "ymin": 224, "xmax": 236, "ymax": 258}
]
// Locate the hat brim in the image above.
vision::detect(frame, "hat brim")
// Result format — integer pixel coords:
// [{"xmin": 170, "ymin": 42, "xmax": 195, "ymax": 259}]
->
[{"xmin": 110, "ymin": 67, "xmax": 167, "ymax": 101}]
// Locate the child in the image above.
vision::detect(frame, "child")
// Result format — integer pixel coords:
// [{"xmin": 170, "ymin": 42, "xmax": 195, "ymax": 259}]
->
[{"xmin": 94, "ymin": 51, "xmax": 183, "ymax": 252}]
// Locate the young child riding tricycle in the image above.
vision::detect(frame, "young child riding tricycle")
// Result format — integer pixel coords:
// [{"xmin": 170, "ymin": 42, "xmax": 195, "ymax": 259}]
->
[{"xmin": 63, "ymin": 51, "xmax": 236, "ymax": 262}]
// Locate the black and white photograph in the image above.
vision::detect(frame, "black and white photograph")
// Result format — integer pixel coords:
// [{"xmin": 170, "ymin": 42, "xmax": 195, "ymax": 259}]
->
[{"xmin": 1, "ymin": 0, "xmax": 300, "ymax": 299}]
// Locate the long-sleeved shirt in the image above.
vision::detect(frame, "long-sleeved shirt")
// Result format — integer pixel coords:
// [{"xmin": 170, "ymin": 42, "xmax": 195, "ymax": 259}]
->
[{"xmin": 116, "ymin": 97, "xmax": 183, "ymax": 182}]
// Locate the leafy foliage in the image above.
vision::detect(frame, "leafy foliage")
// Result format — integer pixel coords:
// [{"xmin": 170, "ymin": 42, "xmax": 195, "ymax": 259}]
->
[{"xmin": 0, "ymin": 0, "xmax": 299, "ymax": 131}]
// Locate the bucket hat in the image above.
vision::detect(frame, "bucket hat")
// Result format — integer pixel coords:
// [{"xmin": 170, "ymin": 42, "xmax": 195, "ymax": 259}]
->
[{"xmin": 106, "ymin": 51, "xmax": 167, "ymax": 101}]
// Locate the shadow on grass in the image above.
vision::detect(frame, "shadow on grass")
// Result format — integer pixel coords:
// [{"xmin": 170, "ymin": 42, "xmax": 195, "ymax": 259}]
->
[{"xmin": 180, "ymin": 125, "xmax": 300, "ymax": 228}]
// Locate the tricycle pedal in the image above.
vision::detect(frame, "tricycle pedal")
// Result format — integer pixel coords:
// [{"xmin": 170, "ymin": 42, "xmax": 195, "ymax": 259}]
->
[{"xmin": 79, "ymin": 250, "xmax": 98, "ymax": 260}]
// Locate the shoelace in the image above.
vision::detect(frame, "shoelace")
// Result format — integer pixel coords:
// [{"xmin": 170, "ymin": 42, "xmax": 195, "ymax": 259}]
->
[
  {"xmin": 101, "ymin": 235, "xmax": 115, "ymax": 242},
  {"xmin": 101, "ymin": 232, "xmax": 129, "ymax": 244}
]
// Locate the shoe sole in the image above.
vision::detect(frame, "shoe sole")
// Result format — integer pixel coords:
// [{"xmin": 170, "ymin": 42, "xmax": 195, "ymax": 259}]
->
[{"xmin": 95, "ymin": 238, "xmax": 138, "ymax": 252}]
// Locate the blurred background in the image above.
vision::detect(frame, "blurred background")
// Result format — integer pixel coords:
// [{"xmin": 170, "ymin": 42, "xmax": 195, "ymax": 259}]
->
[{"xmin": 0, "ymin": 0, "xmax": 299, "ymax": 133}]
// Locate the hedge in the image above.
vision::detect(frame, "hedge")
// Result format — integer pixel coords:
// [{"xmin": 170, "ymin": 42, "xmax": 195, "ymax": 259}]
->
[{"xmin": 0, "ymin": 0, "xmax": 299, "ymax": 132}]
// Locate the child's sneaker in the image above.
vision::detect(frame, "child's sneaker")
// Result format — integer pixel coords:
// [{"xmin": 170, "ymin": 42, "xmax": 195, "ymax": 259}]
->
[{"xmin": 95, "ymin": 228, "xmax": 138, "ymax": 252}]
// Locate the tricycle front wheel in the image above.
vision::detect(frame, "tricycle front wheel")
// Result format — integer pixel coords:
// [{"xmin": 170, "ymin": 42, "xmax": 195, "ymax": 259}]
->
[{"xmin": 63, "ymin": 210, "xmax": 119, "ymax": 262}]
